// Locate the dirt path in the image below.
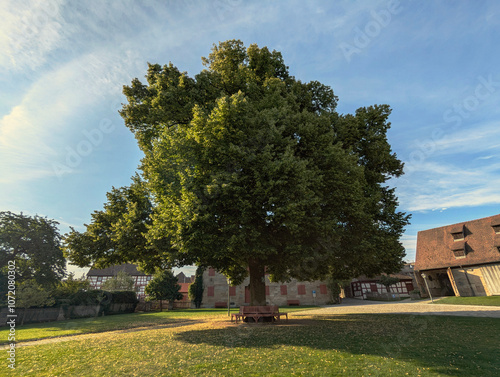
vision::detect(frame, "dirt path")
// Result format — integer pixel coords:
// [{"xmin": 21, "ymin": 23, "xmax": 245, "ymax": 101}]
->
[{"xmin": 293, "ymin": 298, "xmax": 500, "ymax": 318}]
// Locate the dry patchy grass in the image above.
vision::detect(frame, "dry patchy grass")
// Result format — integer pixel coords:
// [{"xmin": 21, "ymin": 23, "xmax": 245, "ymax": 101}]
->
[{"xmin": 4, "ymin": 312, "xmax": 500, "ymax": 376}]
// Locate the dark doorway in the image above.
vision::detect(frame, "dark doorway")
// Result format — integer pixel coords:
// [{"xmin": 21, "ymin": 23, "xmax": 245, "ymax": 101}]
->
[{"xmin": 436, "ymin": 273, "xmax": 454, "ymax": 296}]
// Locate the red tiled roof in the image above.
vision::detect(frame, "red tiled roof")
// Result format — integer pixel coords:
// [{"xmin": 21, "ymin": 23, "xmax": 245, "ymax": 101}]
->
[{"xmin": 415, "ymin": 214, "xmax": 500, "ymax": 271}]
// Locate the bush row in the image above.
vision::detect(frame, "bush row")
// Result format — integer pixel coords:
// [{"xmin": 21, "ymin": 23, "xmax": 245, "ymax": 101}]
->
[{"xmin": 57, "ymin": 290, "xmax": 138, "ymax": 307}]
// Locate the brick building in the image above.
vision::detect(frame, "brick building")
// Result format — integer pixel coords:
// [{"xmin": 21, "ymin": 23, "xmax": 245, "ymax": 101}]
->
[
  {"xmin": 202, "ymin": 267, "xmax": 332, "ymax": 307},
  {"xmin": 415, "ymin": 214, "xmax": 500, "ymax": 297},
  {"xmin": 87, "ymin": 264, "xmax": 194, "ymax": 300}
]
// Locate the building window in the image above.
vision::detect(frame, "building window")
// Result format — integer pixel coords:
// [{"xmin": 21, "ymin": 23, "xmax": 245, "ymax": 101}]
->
[
  {"xmin": 450, "ymin": 224, "xmax": 465, "ymax": 241},
  {"xmin": 452, "ymin": 242, "xmax": 467, "ymax": 258},
  {"xmin": 208, "ymin": 268, "xmax": 215, "ymax": 276},
  {"xmin": 265, "ymin": 286, "xmax": 270, "ymax": 296},
  {"xmin": 207, "ymin": 286, "xmax": 214, "ymax": 296},
  {"xmin": 297, "ymin": 285, "xmax": 306, "ymax": 295},
  {"xmin": 229, "ymin": 286, "xmax": 236, "ymax": 296},
  {"xmin": 280, "ymin": 285, "xmax": 287, "ymax": 295},
  {"xmin": 319, "ymin": 284, "xmax": 328, "ymax": 295},
  {"xmin": 491, "ymin": 218, "xmax": 500, "ymax": 233}
]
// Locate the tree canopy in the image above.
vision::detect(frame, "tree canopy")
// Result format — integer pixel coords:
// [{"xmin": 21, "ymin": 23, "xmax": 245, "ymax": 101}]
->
[
  {"xmin": 145, "ymin": 269, "xmax": 182, "ymax": 310},
  {"xmin": 64, "ymin": 40, "xmax": 410, "ymax": 305},
  {"xmin": 1, "ymin": 211, "xmax": 66, "ymax": 287}
]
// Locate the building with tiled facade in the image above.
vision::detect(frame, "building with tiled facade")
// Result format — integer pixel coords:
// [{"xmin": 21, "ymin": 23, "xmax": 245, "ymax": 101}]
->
[
  {"xmin": 415, "ymin": 214, "xmax": 500, "ymax": 297},
  {"xmin": 202, "ymin": 267, "xmax": 332, "ymax": 307}
]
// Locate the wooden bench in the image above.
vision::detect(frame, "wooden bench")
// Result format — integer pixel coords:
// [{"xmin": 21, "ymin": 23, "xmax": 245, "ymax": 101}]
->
[
  {"xmin": 214, "ymin": 302, "xmax": 227, "ymax": 308},
  {"xmin": 287, "ymin": 300, "xmax": 300, "ymax": 306},
  {"xmin": 231, "ymin": 305, "xmax": 288, "ymax": 324}
]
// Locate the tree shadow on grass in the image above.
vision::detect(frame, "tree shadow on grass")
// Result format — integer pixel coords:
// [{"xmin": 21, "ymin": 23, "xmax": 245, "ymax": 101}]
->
[
  {"xmin": 0, "ymin": 313, "xmax": 198, "ymax": 345},
  {"xmin": 174, "ymin": 314, "xmax": 500, "ymax": 377}
]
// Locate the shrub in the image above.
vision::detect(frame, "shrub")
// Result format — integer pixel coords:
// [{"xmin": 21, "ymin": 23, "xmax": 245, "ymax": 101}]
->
[
  {"xmin": 16, "ymin": 280, "xmax": 55, "ymax": 308},
  {"xmin": 188, "ymin": 267, "xmax": 204, "ymax": 308},
  {"xmin": 70, "ymin": 290, "xmax": 106, "ymax": 306},
  {"xmin": 380, "ymin": 275, "xmax": 400, "ymax": 289},
  {"xmin": 108, "ymin": 291, "xmax": 139, "ymax": 304}
]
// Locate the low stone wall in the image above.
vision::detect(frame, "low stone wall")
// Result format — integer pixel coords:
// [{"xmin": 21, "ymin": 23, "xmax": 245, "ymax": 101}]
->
[
  {"xmin": 135, "ymin": 300, "xmax": 192, "ymax": 312},
  {"xmin": 0, "ymin": 302, "xmax": 137, "ymax": 326}
]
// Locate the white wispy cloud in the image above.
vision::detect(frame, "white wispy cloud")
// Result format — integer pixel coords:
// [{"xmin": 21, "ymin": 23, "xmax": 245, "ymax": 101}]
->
[
  {"xmin": 0, "ymin": 0, "xmax": 66, "ymax": 72},
  {"xmin": 398, "ymin": 160, "xmax": 500, "ymax": 212},
  {"xmin": 400, "ymin": 234, "xmax": 417, "ymax": 261},
  {"xmin": 430, "ymin": 122, "xmax": 500, "ymax": 155},
  {"xmin": 0, "ymin": 45, "xmax": 142, "ymax": 184}
]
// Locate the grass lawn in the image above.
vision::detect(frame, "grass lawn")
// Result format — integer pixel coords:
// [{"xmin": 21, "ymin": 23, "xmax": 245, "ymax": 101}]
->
[
  {"xmin": 3, "ymin": 310, "xmax": 500, "ymax": 376},
  {"xmin": 0, "ymin": 306, "xmax": 316, "ymax": 344},
  {"xmin": 433, "ymin": 296, "xmax": 500, "ymax": 306}
]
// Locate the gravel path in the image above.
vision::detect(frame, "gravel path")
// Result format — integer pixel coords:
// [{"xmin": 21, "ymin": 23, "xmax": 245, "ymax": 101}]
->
[{"xmin": 293, "ymin": 298, "xmax": 500, "ymax": 318}]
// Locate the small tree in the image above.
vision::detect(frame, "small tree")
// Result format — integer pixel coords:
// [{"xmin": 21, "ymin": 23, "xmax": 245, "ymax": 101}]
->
[
  {"xmin": 51, "ymin": 273, "xmax": 90, "ymax": 303},
  {"xmin": 145, "ymin": 269, "xmax": 182, "ymax": 311},
  {"xmin": 379, "ymin": 275, "xmax": 400, "ymax": 293},
  {"xmin": 101, "ymin": 271, "xmax": 136, "ymax": 292},
  {"xmin": 17, "ymin": 280, "xmax": 55, "ymax": 325},
  {"xmin": 188, "ymin": 267, "xmax": 204, "ymax": 308}
]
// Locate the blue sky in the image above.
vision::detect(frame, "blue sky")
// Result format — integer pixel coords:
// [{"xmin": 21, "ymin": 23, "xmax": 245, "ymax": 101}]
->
[{"xmin": 1, "ymin": 0, "xmax": 500, "ymax": 278}]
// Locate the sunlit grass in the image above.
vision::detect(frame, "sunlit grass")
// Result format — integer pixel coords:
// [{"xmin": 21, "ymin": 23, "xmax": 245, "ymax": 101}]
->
[
  {"xmin": 0, "ymin": 306, "xmax": 317, "ymax": 343},
  {"xmin": 433, "ymin": 296, "xmax": 500, "ymax": 306},
  {"xmin": 6, "ymin": 313, "xmax": 500, "ymax": 376}
]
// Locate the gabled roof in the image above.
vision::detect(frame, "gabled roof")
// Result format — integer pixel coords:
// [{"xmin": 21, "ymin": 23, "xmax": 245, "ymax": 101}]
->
[
  {"xmin": 415, "ymin": 214, "xmax": 500, "ymax": 271},
  {"xmin": 87, "ymin": 263, "xmax": 148, "ymax": 277}
]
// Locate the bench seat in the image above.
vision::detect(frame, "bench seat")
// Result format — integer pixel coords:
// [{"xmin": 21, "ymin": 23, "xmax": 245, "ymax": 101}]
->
[{"xmin": 231, "ymin": 305, "xmax": 288, "ymax": 324}]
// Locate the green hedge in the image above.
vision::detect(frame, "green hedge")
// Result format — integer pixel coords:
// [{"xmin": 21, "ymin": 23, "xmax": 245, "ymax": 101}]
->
[
  {"xmin": 55, "ymin": 289, "xmax": 138, "ymax": 307},
  {"xmin": 69, "ymin": 290, "xmax": 105, "ymax": 306},
  {"xmin": 107, "ymin": 291, "xmax": 139, "ymax": 304}
]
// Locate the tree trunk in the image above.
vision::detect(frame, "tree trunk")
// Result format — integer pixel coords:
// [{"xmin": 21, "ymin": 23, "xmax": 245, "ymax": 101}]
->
[{"xmin": 248, "ymin": 258, "xmax": 266, "ymax": 306}]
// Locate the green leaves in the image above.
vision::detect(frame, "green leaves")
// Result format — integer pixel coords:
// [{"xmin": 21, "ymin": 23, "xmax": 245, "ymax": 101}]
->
[
  {"xmin": 68, "ymin": 40, "xmax": 410, "ymax": 304},
  {"xmin": 0, "ymin": 211, "xmax": 66, "ymax": 287},
  {"xmin": 145, "ymin": 269, "xmax": 183, "ymax": 303},
  {"xmin": 64, "ymin": 176, "xmax": 156, "ymax": 272}
]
